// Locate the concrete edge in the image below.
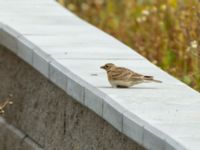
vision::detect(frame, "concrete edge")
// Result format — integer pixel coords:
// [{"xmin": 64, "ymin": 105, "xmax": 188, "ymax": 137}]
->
[{"xmin": 0, "ymin": 20, "xmax": 187, "ymax": 150}]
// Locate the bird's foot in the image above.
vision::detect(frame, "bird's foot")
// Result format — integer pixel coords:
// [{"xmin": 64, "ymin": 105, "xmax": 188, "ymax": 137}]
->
[{"xmin": 116, "ymin": 85, "xmax": 129, "ymax": 88}]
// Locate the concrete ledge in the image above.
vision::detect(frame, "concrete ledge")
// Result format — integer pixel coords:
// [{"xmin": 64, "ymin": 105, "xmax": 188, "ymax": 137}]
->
[
  {"xmin": 0, "ymin": 46, "xmax": 144, "ymax": 150},
  {"xmin": 0, "ymin": 0, "xmax": 200, "ymax": 150}
]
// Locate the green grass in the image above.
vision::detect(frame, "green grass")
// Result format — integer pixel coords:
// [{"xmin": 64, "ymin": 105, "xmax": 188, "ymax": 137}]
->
[{"xmin": 59, "ymin": 0, "xmax": 200, "ymax": 91}]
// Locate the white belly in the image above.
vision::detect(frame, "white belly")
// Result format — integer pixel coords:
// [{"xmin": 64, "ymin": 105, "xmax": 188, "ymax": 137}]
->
[{"xmin": 109, "ymin": 80, "xmax": 143, "ymax": 88}]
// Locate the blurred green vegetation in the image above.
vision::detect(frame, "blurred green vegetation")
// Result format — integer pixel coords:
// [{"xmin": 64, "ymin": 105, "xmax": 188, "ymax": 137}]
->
[{"xmin": 59, "ymin": 0, "xmax": 200, "ymax": 91}]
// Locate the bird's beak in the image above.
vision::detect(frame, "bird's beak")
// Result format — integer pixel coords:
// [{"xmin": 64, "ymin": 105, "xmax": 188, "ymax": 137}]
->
[{"xmin": 100, "ymin": 65, "xmax": 105, "ymax": 69}]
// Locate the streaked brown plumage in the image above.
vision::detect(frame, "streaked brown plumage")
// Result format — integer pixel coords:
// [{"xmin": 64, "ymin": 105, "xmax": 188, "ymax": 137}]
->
[{"xmin": 100, "ymin": 63, "xmax": 162, "ymax": 88}]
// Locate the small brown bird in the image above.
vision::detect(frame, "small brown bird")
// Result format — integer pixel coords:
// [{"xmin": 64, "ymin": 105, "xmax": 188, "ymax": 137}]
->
[{"xmin": 100, "ymin": 63, "xmax": 162, "ymax": 88}]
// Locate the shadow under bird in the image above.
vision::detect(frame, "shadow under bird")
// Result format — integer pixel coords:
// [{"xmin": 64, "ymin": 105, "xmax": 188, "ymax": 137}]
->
[{"xmin": 100, "ymin": 63, "xmax": 162, "ymax": 88}]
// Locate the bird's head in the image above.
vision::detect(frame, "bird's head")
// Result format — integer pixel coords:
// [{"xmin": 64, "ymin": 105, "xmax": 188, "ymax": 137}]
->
[{"xmin": 100, "ymin": 63, "xmax": 115, "ymax": 71}]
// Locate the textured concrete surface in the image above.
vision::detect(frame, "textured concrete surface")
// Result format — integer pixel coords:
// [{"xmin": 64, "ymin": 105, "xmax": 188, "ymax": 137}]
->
[
  {"xmin": 0, "ymin": 45, "xmax": 145, "ymax": 150},
  {"xmin": 0, "ymin": 117, "xmax": 43, "ymax": 150},
  {"xmin": 1, "ymin": 0, "xmax": 200, "ymax": 149}
]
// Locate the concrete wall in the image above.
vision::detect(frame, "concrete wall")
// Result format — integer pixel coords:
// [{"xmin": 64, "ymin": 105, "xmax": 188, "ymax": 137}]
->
[
  {"xmin": 0, "ymin": 45, "xmax": 145, "ymax": 150},
  {"xmin": 1, "ymin": 0, "xmax": 200, "ymax": 149}
]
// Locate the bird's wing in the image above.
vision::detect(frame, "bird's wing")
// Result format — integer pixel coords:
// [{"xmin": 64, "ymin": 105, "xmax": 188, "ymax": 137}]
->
[
  {"xmin": 129, "ymin": 70, "xmax": 146, "ymax": 80},
  {"xmin": 109, "ymin": 67, "xmax": 143, "ymax": 81}
]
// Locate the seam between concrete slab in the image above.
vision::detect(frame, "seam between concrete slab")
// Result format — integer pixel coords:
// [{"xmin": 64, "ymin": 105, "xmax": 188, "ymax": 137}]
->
[
  {"xmin": 83, "ymin": 87, "xmax": 86, "ymax": 105},
  {"xmin": 24, "ymin": 134, "xmax": 44, "ymax": 150}
]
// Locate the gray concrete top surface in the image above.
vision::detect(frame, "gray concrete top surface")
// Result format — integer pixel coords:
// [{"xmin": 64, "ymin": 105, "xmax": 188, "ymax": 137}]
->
[{"xmin": 0, "ymin": 0, "xmax": 200, "ymax": 150}]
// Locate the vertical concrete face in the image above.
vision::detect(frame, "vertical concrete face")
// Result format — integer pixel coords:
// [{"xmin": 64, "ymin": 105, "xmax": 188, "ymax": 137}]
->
[
  {"xmin": 0, "ymin": 45, "xmax": 145, "ymax": 150},
  {"xmin": 0, "ymin": 117, "xmax": 43, "ymax": 150}
]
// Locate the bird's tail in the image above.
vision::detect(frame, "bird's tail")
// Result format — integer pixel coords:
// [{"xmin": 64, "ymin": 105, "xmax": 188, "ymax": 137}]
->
[{"xmin": 143, "ymin": 76, "xmax": 162, "ymax": 83}]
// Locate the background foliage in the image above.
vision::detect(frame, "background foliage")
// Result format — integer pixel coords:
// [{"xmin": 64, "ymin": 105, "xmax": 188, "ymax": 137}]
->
[{"xmin": 58, "ymin": 0, "xmax": 200, "ymax": 91}]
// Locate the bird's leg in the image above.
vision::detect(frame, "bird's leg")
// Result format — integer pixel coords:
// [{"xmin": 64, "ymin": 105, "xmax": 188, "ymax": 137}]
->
[
  {"xmin": 110, "ymin": 82, "xmax": 118, "ymax": 88},
  {"xmin": 112, "ymin": 85, "xmax": 117, "ymax": 88}
]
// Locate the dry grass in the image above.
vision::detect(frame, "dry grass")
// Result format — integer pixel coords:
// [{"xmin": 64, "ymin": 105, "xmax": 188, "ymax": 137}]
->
[
  {"xmin": 0, "ymin": 94, "xmax": 13, "ymax": 115},
  {"xmin": 59, "ymin": 0, "xmax": 200, "ymax": 91}
]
